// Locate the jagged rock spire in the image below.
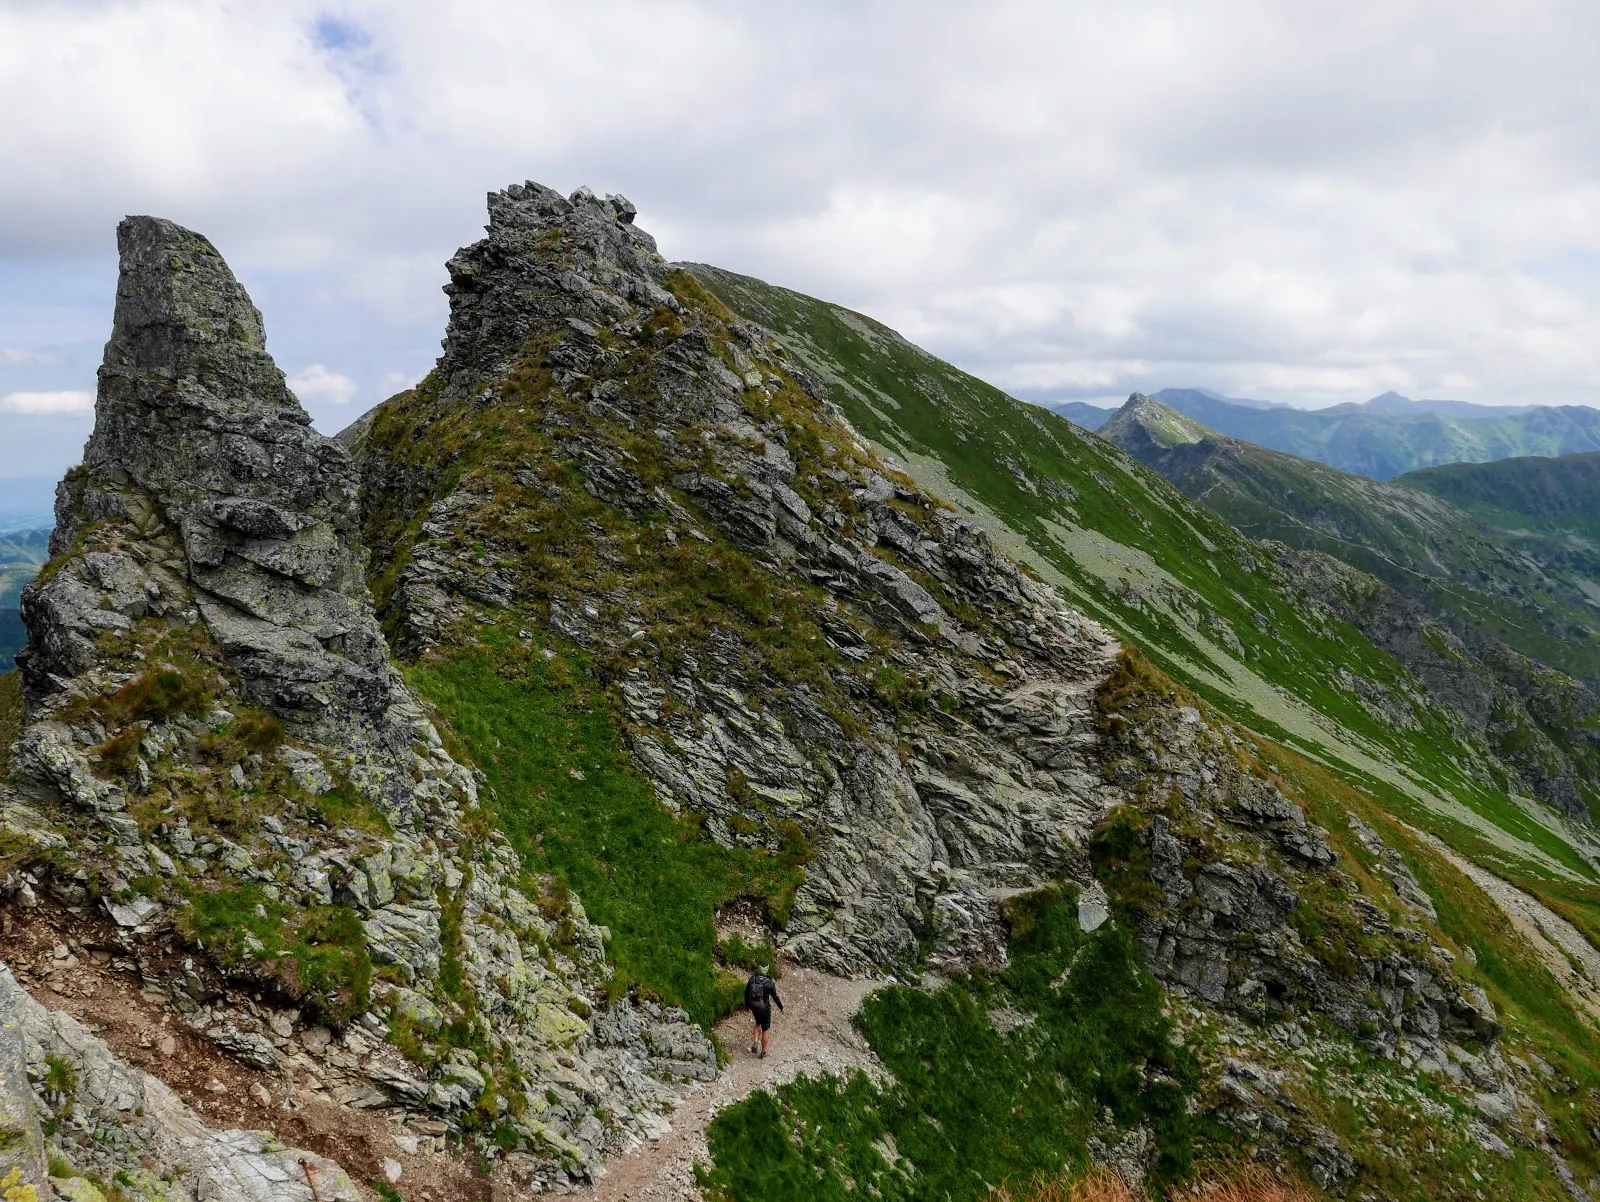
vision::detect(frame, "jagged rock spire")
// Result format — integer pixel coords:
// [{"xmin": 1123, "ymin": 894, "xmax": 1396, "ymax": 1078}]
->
[
  {"xmin": 52, "ymin": 218, "xmax": 385, "ymax": 704},
  {"xmin": 22, "ymin": 216, "xmax": 453, "ymax": 826}
]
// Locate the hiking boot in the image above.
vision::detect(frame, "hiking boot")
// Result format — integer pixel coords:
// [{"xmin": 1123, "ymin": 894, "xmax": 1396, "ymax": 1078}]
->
[
  {"xmin": 749, "ymin": 1042, "xmax": 758, "ymax": 1054},
  {"xmin": 759, "ymin": 1047, "xmax": 766, "ymax": 1059}
]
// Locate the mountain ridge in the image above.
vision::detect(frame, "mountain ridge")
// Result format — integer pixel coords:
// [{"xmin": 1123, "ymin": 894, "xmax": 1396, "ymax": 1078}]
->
[
  {"xmin": 1149, "ymin": 387, "xmax": 1600, "ymax": 479},
  {"xmin": 1097, "ymin": 393, "xmax": 1600, "ymax": 819},
  {"xmin": 0, "ymin": 191, "xmax": 1597, "ymax": 1200}
]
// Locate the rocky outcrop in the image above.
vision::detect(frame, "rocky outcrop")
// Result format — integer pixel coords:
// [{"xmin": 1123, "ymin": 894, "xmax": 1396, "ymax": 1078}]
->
[
  {"xmin": 0, "ymin": 215, "xmax": 713, "ymax": 1189},
  {"xmin": 22, "ymin": 216, "xmax": 443, "ymax": 828},
  {"xmin": 1092, "ymin": 672, "xmax": 1501, "ymax": 1070},
  {"xmin": 0, "ymin": 962, "xmax": 358, "ymax": 1200},
  {"xmin": 352, "ymin": 182, "xmax": 1123, "ymax": 976}
]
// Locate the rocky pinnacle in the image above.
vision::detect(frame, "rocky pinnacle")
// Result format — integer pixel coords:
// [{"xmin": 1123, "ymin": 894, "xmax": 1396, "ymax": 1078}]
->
[{"xmin": 22, "ymin": 217, "xmax": 453, "ymax": 826}]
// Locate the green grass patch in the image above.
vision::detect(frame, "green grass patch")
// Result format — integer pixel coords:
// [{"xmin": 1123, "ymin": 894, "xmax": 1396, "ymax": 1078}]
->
[
  {"xmin": 409, "ymin": 637, "xmax": 809, "ymax": 1027},
  {"xmin": 699, "ymin": 885, "xmax": 1196, "ymax": 1201},
  {"xmin": 177, "ymin": 882, "xmax": 372, "ymax": 1024}
]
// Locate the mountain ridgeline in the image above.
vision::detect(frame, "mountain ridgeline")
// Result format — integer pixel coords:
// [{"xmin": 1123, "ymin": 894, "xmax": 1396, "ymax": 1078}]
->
[
  {"xmin": 1098, "ymin": 393, "xmax": 1600, "ymax": 822},
  {"xmin": 1132, "ymin": 388, "xmax": 1600, "ymax": 480},
  {"xmin": 1402, "ymin": 451, "xmax": 1600, "ymax": 544},
  {"xmin": 0, "ymin": 188, "xmax": 1597, "ymax": 1201}
]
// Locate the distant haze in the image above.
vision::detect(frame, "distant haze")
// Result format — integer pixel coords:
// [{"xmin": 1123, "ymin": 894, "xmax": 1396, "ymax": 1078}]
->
[
  {"xmin": 1050, "ymin": 389, "xmax": 1588, "ymax": 430},
  {"xmin": 4, "ymin": 2, "xmax": 1600, "ymax": 479},
  {"xmin": 1065, "ymin": 389, "xmax": 1600, "ymax": 480}
]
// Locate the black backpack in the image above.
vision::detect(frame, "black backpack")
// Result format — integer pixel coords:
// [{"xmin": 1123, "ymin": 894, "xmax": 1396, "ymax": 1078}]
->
[{"xmin": 745, "ymin": 973, "xmax": 772, "ymax": 1008}]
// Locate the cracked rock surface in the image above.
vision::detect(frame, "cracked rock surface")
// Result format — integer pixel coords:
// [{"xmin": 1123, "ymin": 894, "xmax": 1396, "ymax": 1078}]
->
[{"xmin": 1, "ymin": 214, "xmax": 715, "ymax": 1192}]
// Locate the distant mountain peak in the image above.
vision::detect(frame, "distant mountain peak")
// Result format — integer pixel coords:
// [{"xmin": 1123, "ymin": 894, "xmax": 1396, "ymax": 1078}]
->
[{"xmin": 1101, "ymin": 392, "xmax": 1217, "ymax": 453}]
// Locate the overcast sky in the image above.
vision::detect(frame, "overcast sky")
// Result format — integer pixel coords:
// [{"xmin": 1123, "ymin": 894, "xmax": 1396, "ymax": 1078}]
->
[{"xmin": 2, "ymin": 0, "xmax": 1598, "ymax": 480}]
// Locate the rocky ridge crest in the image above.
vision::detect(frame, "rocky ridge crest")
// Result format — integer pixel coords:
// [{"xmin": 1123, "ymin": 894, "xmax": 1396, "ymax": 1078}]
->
[
  {"xmin": 347, "ymin": 183, "xmax": 1554, "ymax": 1181},
  {"xmin": 0, "ymin": 216, "xmax": 713, "ymax": 1196},
  {"xmin": 354, "ymin": 181, "xmax": 1126, "ymax": 974}
]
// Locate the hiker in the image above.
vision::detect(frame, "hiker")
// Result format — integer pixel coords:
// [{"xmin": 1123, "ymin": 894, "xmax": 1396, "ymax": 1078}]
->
[{"xmin": 745, "ymin": 971, "xmax": 783, "ymax": 1058}]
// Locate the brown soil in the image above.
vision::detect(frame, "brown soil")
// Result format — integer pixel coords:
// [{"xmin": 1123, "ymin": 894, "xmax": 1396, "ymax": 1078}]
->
[
  {"xmin": 575, "ymin": 964, "xmax": 884, "ymax": 1202},
  {"xmin": 0, "ymin": 899, "xmax": 490, "ymax": 1202}
]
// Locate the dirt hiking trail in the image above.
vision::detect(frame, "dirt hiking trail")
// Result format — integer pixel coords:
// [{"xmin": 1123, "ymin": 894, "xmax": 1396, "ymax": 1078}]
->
[{"xmin": 576, "ymin": 966, "xmax": 884, "ymax": 1202}]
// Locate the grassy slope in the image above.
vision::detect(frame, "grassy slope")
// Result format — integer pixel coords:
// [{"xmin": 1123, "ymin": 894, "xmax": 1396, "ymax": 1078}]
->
[
  {"xmin": 1399, "ymin": 451, "xmax": 1600, "ymax": 544},
  {"xmin": 408, "ymin": 637, "xmax": 798, "ymax": 1025},
  {"xmin": 686, "ymin": 264, "xmax": 1600, "ymax": 919},
  {"xmin": 1153, "ymin": 389, "xmax": 1600, "ymax": 480},
  {"xmin": 1099, "ymin": 399, "xmax": 1600, "ymax": 684}
]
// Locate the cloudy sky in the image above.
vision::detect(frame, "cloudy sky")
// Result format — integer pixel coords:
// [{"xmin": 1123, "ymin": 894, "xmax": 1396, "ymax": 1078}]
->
[{"xmin": 1, "ymin": 1, "xmax": 1598, "ymax": 480}]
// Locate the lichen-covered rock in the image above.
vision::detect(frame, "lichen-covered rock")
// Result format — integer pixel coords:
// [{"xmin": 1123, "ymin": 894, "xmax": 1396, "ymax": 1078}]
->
[{"xmin": 0, "ymin": 969, "xmax": 47, "ymax": 1193}]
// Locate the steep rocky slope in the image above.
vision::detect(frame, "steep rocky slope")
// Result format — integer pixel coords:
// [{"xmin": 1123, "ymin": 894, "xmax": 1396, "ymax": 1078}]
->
[
  {"xmin": 688, "ymin": 265, "xmax": 1600, "ymax": 894},
  {"xmin": 349, "ymin": 181, "xmax": 1122, "ymax": 979}
]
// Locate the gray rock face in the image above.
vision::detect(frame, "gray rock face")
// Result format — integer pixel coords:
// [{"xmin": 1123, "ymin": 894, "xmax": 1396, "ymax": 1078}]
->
[
  {"xmin": 1095, "ymin": 692, "xmax": 1500, "ymax": 1067},
  {"xmin": 0, "ymin": 963, "xmax": 359, "ymax": 1200},
  {"xmin": 0, "ymin": 966, "xmax": 47, "ymax": 1191},
  {"xmin": 21, "ymin": 216, "xmax": 439, "ymax": 828},
  {"xmin": 354, "ymin": 182, "xmax": 1124, "ymax": 976}
]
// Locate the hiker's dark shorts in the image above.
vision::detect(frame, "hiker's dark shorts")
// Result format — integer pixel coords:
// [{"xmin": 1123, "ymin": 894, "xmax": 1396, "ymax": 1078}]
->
[{"xmin": 751, "ymin": 1002, "xmax": 772, "ymax": 1031}]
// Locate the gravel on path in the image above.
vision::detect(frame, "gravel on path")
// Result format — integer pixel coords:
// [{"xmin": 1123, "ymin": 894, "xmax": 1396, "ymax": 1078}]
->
[{"xmin": 578, "ymin": 966, "xmax": 885, "ymax": 1202}]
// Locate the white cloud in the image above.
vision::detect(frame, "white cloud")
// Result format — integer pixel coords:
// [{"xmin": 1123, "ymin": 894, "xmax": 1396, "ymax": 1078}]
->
[
  {"xmin": 288, "ymin": 364, "xmax": 358, "ymax": 405},
  {"xmin": 0, "ymin": 348, "xmax": 59, "ymax": 366},
  {"xmin": 0, "ymin": 0, "xmax": 1599, "ymax": 424},
  {"xmin": 0, "ymin": 391, "xmax": 93, "ymax": 414}
]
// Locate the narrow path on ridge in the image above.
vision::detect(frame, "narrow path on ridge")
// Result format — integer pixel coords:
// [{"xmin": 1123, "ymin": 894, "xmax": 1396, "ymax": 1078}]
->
[{"xmin": 574, "ymin": 966, "xmax": 885, "ymax": 1202}]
